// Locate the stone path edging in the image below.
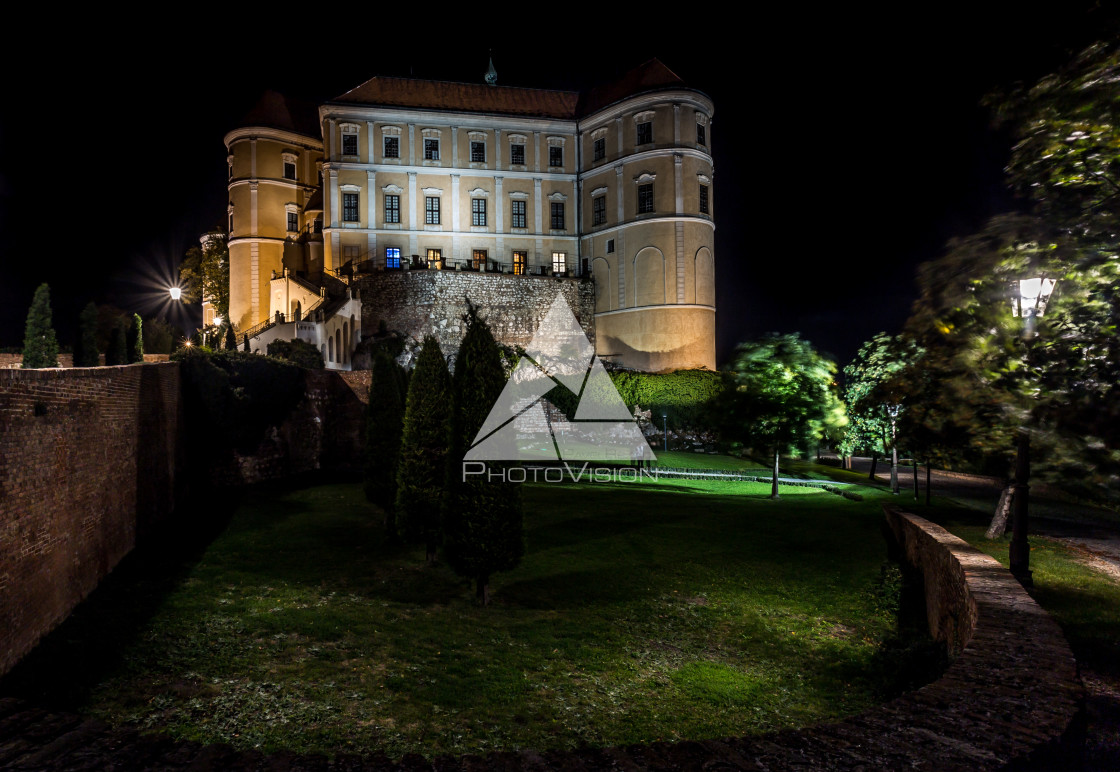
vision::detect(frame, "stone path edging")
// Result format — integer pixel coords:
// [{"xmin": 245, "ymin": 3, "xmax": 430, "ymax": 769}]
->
[{"xmin": 0, "ymin": 506, "xmax": 1083, "ymax": 770}]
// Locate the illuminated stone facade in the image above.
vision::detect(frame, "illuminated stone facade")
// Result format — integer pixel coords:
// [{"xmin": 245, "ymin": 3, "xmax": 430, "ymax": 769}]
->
[{"xmin": 225, "ymin": 61, "xmax": 715, "ymax": 371}]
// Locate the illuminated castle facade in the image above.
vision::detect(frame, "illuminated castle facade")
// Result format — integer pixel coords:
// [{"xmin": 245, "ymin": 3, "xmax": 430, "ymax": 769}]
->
[{"xmin": 224, "ymin": 60, "xmax": 715, "ymax": 372}]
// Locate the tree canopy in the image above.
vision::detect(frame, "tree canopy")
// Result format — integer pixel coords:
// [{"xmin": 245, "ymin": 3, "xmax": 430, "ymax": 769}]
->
[
  {"xmin": 721, "ymin": 333, "xmax": 846, "ymax": 497},
  {"xmin": 179, "ymin": 231, "xmax": 230, "ymax": 323},
  {"xmin": 897, "ymin": 40, "xmax": 1120, "ymax": 497}
]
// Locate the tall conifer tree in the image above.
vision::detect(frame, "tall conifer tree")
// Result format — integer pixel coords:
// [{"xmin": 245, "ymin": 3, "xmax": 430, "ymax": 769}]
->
[
  {"xmin": 443, "ymin": 306, "xmax": 523, "ymax": 605},
  {"xmin": 395, "ymin": 336, "xmax": 450, "ymax": 562},
  {"xmin": 127, "ymin": 314, "xmax": 144, "ymax": 363},
  {"xmin": 366, "ymin": 348, "xmax": 406, "ymax": 537},
  {"xmin": 21, "ymin": 284, "xmax": 59, "ymax": 368},
  {"xmin": 74, "ymin": 302, "xmax": 100, "ymax": 367}
]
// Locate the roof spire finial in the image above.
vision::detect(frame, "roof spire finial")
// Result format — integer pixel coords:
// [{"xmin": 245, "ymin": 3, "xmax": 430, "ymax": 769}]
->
[{"xmin": 485, "ymin": 51, "xmax": 497, "ymax": 86}]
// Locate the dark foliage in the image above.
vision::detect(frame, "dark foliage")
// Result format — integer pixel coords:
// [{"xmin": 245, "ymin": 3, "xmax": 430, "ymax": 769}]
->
[
  {"xmin": 21, "ymin": 284, "xmax": 59, "ymax": 368},
  {"xmin": 394, "ymin": 336, "xmax": 451, "ymax": 560},
  {"xmin": 266, "ymin": 338, "xmax": 324, "ymax": 370},
  {"xmin": 105, "ymin": 321, "xmax": 127, "ymax": 366},
  {"xmin": 365, "ymin": 348, "xmax": 406, "ymax": 535},
  {"xmin": 442, "ymin": 306, "xmax": 523, "ymax": 604},
  {"xmin": 127, "ymin": 314, "xmax": 144, "ymax": 363},
  {"xmin": 171, "ymin": 349, "xmax": 306, "ymax": 480},
  {"xmin": 74, "ymin": 302, "xmax": 100, "ymax": 367}
]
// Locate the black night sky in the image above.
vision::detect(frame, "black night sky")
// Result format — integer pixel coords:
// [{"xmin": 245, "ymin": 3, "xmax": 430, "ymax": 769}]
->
[{"xmin": 1, "ymin": 4, "xmax": 1112, "ymax": 366}]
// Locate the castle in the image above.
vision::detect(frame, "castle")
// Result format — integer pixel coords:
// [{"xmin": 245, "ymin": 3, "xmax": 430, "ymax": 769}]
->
[{"xmin": 224, "ymin": 59, "xmax": 715, "ymax": 372}]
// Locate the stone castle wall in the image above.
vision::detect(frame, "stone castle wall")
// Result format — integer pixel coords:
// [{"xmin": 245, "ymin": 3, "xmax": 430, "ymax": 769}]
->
[
  {"xmin": 0, "ymin": 364, "xmax": 183, "ymax": 677},
  {"xmin": 357, "ymin": 271, "xmax": 595, "ymax": 362}
]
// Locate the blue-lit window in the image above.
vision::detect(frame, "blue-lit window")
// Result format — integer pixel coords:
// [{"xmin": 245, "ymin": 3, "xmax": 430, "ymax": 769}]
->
[{"xmin": 386, "ymin": 248, "xmax": 401, "ymax": 269}]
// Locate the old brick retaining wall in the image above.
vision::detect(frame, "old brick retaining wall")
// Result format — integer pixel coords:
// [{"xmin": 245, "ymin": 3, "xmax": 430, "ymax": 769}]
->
[
  {"xmin": 0, "ymin": 364, "xmax": 182, "ymax": 678},
  {"xmin": 357, "ymin": 271, "xmax": 595, "ymax": 362}
]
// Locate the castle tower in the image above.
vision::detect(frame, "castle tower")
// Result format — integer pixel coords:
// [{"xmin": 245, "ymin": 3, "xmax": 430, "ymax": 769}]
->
[
  {"xmin": 225, "ymin": 92, "xmax": 324, "ymax": 332},
  {"xmin": 578, "ymin": 61, "xmax": 716, "ymax": 372}
]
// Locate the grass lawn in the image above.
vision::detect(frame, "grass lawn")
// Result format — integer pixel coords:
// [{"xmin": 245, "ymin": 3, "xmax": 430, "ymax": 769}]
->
[
  {"xmin": 2, "ymin": 475, "xmax": 922, "ymax": 760},
  {"xmin": 653, "ymin": 450, "xmax": 768, "ymax": 474}
]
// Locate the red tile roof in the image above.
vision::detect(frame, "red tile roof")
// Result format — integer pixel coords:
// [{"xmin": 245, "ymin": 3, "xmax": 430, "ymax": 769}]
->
[
  {"xmin": 330, "ymin": 77, "xmax": 580, "ymax": 119},
  {"xmin": 238, "ymin": 91, "xmax": 322, "ymax": 139},
  {"xmin": 328, "ymin": 59, "xmax": 697, "ymax": 121}
]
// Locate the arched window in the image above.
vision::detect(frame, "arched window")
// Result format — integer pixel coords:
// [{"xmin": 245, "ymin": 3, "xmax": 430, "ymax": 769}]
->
[{"xmin": 328, "ymin": 336, "xmax": 335, "ymax": 363}]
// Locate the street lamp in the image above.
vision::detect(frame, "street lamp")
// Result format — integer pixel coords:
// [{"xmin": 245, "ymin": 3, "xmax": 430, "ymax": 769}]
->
[
  {"xmin": 169, "ymin": 286, "xmax": 182, "ymax": 301},
  {"xmin": 1008, "ymin": 275, "xmax": 1057, "ymax": 587},
  {"xmin": 662, "ymin": 412, "xmax": 668, "ymax": 452}
]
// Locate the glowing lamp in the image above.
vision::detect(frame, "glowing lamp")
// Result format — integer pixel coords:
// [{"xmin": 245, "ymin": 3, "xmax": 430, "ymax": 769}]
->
[
  {"xmin": 169, "ymin": 286, "xmax": 182, "ymax": 301},
  {"xmin": 213, "ymin": 316, "xmax": 224, "ymax": 327},
  {"xmin": 1011, "ymin": 277, "xmax": 1056, "ymax": 318}
]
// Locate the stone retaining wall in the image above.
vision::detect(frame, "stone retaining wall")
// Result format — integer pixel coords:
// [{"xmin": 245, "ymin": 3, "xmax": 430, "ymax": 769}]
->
[{"xmin": 358, "ymin": 271, "xmax": 595, "ymax": 362}]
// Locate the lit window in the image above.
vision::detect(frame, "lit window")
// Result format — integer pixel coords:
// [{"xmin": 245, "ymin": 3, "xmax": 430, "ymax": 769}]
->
[
  {"xmin": 510, "ymin": 143, "xmax": 525, "ymax": 165},
  {"xmin": 283, "ymin": 161, "xmax": 297, "ymax": 180},
  {"xmin": 472, "ymin": 198, "xmax": 487, "ymax": 227},
  {"xmin": 343, "ymin": 192, "xmax": 359, "ymax": 222},
  {"xmin": 427, "ymin": 248, "xmax": 442, "ymax": 269},
  {"xmin": 549, "ymin": 146, "xmax": 562, "ymax": 167},
  {"xmin": 287, "ymin": 212, "xmax": 299, "ymax": 232},
  {"xmin": 511, "ymin": 199, "xmax": 526, "ymax": 229},
  {"xmin": 385, "ymin": 194, "xmax": 400, "ymax": 224},
  {"xmin": 637, "ymin": 184, "xmax": 654, "ymax": 214},
  {"xmin": 425, "ymin": 196, "xmax": 440, "ymax": 225},
  {"xmin": 697, "ymin": 123, "xmax": 706, "ymax": 146},
  {"xmin": 472, "ymin": 249, "xmax": 487, "ymax": 270},
  {"xmin": 592, "ymin": 195, "xmax": 606, "ymax": 226},
  {"xmin": 342, "ymin": 133, "xmax": 358, "ymax": 156},
  {"xmin": 386, "ymin": 247, "xmax": 401, "ymax": 269},
  {"xmin": 593, "ymin": 137, "xmax": 605, "ymax": 162},
  {"xmin": 550, "ymin": 202, "xmax": 565, "ymax": 230},
  {"xmin": 471, "ymin": 141, "xmax": 485, "ymax": 163},
  {"xmin": 513, "ymin": 251, "xmax": 527, "ymax": 275},
  {"xmin": 636, "ymin": 121, "xmax": 652, "ymax": 145},
  {"xmin": 699, "ymin": 184, "xmax": 709, "ymax": 215},
  {"xmin": 384, "ymin": 136, "xmax": 399, "ymax": 158},
  {"xmin": 552, "ymin": 251, "xmax": 566, "ymax": 274},
  {"xmin": 424, "ymin": 138, "xmax": 440, "ymax": 160}
]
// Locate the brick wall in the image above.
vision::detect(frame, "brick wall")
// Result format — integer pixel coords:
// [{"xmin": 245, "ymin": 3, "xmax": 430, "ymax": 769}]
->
[
  {"xmin": 0, "ymin": 354, "xmax": 170, "ymax": 369},
  {"xmin": 358, "ymin": 272, "xmax": 595, "ymax": 362},
  {"xmin": 0, "ymin": 364, "xmax": 182, "ymax": 677}
]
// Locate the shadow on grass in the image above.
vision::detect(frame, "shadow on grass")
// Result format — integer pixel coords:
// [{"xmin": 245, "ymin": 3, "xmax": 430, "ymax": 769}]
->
[{"xmin": 0, "ymin": 488, "xmax": 243, "ymax": 711}]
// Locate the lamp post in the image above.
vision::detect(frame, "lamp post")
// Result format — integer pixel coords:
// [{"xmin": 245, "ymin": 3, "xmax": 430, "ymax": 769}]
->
[
  {"xmin": 1007, "ymin": 275, "xmax": 1057, "ymax": 587},
  {"xmin": 662, "ymin": 412, "xmax": 668, "ymax": 452}
]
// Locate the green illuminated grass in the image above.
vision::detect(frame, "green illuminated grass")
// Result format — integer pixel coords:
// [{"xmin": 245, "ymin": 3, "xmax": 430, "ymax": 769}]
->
[{"xmin": 3, "ymin": 475, "xmax": 918, "ymax": 759}]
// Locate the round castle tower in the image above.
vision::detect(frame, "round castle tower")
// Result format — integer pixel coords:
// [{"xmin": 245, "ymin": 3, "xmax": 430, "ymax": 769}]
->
[
  {"xmin": 578, "ymin": 70, "xmax": 715, "ymax": 372},
  {"xmin": 225, "ymin": 92, "xmax": 325, "ymax": 333}
]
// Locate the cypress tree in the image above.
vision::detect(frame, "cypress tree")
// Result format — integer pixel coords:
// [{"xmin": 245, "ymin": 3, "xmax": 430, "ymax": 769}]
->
[
  {"xmin": 365, "ymin": 348, "xmax": 406, "ymax": 536},
  {"xmin": 224, "ymin": 325, "xmax": 236, "ymax": 351},
  {"xmin": 20, "ymin": 284, "xmax": 59, "ymax": 368},
  {"xmin": 74, "ymin": 301, "xmax": 100, "ymax": 367},
  {"xmin": 127, "ymin": 314, "xmax": 144, "ymax": 363},
  {"xmin": 105, "ymin": 319, "xmax": 127, "ymax": 365},
  {"xmin": 443, "ymin": 305, "xmax": 523, "ymax": 605},
  {"xmin": 394, "ymin": 336, "xmax": 450, "ymax": 562}
]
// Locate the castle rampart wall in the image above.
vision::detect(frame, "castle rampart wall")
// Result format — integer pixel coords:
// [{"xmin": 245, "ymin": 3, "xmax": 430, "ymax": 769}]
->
[
  {"xmin": 0, "ymin": 364, "xmax": 183, "ymax": 677},
  {"xmin": 357, "ymin": 271, "xmax": 595, "ymax": 360}
]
